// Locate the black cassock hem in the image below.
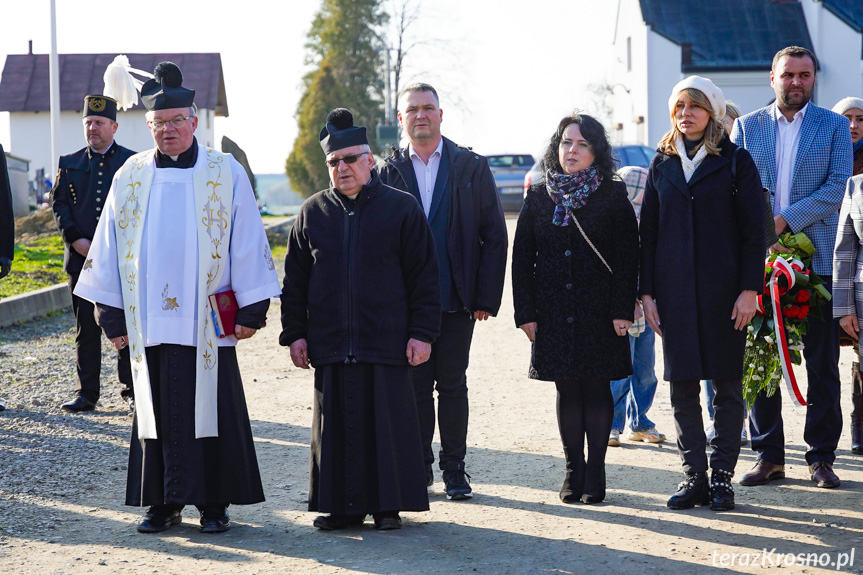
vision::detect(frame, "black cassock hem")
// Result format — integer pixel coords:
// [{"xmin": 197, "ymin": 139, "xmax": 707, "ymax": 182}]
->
[
  {"xmin": 125, "ymin": 344, "xmax": 264, "ymax": 507},
  {"xmin": 309, "ymin": 362, "xmax": 429, "ymax": 515}
]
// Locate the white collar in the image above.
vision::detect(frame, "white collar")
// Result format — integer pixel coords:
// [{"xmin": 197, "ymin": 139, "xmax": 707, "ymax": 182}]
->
[
  {"xmin": 408, "ymin": 137, "xmax": 443, "ymax": 161},
  {"xmin": 774, "ymin": 101, "xmax": 809, "ymax": 124}
]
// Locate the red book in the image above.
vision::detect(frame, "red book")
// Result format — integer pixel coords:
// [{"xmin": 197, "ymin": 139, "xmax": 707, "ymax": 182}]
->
[{"xmin": 209, "ymin": 290, "xmax": 238, "ymax": 338}]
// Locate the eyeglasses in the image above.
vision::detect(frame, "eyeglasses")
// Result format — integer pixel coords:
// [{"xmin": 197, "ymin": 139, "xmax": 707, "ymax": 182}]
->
[
  {"xmin": 326, "ymin": 152, "xmax": 368, "ymax": 168},
  {"xmin": 148, "ymin": 116, "xmax": 192, "ymax": 131}
]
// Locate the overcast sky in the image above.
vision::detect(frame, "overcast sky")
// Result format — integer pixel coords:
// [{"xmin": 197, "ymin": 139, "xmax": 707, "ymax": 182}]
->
[{"xmin": 0, "ymin": 0, "xmax": 618, "ymax": 174}]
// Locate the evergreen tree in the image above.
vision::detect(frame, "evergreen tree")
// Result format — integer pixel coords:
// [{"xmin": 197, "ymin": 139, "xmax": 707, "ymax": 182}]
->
[{"xmin": 286, "ymin": 0, "xmax": 387, "ymax": 197}]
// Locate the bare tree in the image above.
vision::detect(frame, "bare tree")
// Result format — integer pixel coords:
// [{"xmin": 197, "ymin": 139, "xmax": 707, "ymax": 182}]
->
[{"xmin": 384, "ymin": 0, "xmax": 424, "ymax": 123}]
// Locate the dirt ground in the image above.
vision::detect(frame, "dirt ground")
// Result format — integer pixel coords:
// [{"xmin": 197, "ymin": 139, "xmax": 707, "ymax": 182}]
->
[{"xmin": 1, "ymin": 216, "xmax": 862, "ymax": 574}]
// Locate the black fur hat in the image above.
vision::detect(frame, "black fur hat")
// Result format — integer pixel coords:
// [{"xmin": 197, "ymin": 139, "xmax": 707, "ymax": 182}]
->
[
  {"xmin": 140, "ymin": 62, "xmax": 195, "ymax": 111},
  {"xmin": 319, "ymin": 108, "xmax": 368, "ymax": 154}
]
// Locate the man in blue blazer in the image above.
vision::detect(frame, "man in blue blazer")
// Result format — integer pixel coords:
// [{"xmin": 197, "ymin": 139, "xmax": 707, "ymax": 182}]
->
[{"xmin": 731, "ymin": 46, "xmax": 852, "ymax": 488}]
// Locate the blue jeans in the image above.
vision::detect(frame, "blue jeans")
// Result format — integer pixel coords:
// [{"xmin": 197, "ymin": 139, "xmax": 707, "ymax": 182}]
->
[
  {"xmin": 610, "ymin": 325, "xmax": 658, "ymax": 432},
  {"xmin": 703, "ymin": 380, "xmax": 716, "ymax": 420}
]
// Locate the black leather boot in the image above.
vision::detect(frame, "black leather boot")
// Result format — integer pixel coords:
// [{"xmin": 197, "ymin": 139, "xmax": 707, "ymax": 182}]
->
[
  {"xmin": 710, "ymin": 468, "xmax": 735, "ymax": 511},
  {"xmin": 559, "ymin": 447, "xmax": 584, "ymax": 504},
  {"xmin": 581, "ymin": 461, "xmax": 606, "ymax": 504},
  {"xmin": 852, "ymin": 362, "xmax": 863, "ymax": 455},
  {"xmin": 667, "ymin": 472, "xmax": 709, "ymax": 509}
]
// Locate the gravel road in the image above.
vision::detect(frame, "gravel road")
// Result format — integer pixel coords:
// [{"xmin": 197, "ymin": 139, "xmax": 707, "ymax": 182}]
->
[{"xmin": 1, "ymin": 217, "xmax": 862, "ymax": 574}]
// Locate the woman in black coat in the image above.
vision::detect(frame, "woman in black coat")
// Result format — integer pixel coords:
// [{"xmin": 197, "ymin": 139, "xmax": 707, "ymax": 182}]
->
[
  {"xmin": 512, "ymin": 113, "xmax": 639, "ymax": 504},
  {"xmin": 640, "ymin": 76, "xmax": 764, "ymax": 511}
]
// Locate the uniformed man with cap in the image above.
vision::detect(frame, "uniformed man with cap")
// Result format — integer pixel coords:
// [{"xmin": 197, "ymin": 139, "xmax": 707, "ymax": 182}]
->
[
  {"xmin": 74, "ymin": 61, "xmax": 280, "ymax": 534},
  {"xmin": 280, "ymin": 108, "xmax": 441, "ymax": 530},
  {"xmin": 52, "ymin": 94, "xmax": 135, "ymax": 412}
]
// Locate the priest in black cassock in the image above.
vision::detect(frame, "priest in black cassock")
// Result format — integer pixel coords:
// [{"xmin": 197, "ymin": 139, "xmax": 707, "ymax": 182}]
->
[
  {"xmin": 280, "ymin": 108, "xmax": 441, "ymax": 530},
  {"xmin": 75, "ymin": 62, "xmax": 280, "ymax": 534}
]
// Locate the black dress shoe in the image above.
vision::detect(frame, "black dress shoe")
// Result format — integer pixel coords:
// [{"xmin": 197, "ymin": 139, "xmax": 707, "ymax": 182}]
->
[
  {"xmin": 137, "ymin": 506, "xmax": 183, "ymax": 533},
  {"xmin": 667, "ymin": 472, "xmax": 710, "ymax": 509},
  {"xmin": 710, "ymin": 468, "xmax": 735, "ymax": 511},
  {"xmin": 60, "ymin": 395, "xmax": 96, "ymax": 412},
  {"xmin": 580, "ymin": 493, "xmax": 603, "ymax": 504},
  {"xmin": 313, "ymin": 514, "xmax": 365, "ymax": 530},
  {"xmin": 373, "ymin": 513, "xmax": 402, "ymax": 530},
  {"xmin": 199, "ymin": 506, "xmax": 231, "ymax": 533},
  {"xmin": 0, "ymin": 398, "xmax": 5, "ymax": 411}
]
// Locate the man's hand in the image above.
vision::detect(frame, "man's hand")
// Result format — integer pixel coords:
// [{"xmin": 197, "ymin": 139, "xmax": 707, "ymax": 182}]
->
[
  {"xmin": 473, "ymin": 310, "xmax": 492, "ymax": 321},
  {"xmin": 0, "ymin": 257, "xmax": 11, "ymax": 280},
  {"xmin": 234, "ymin": 325, "xmax": 257, "ymax": 340},
  {"xmin": 840, "ymin": 315, "xmax": 860, "ymax": 340},
  {"xmin": 768, "ymin": 241, "xmax": 792, "ymax": 254},
  {"xmin": 110, "ymin": 335, "xmax": 129, "ymax": 351},
  {"xmin": 519, "ymin": 322, "xmax": 537, "ymax": 342},
  {"xmin": 406, "ymin": 338, "xmax": 431, "ymax": 366},
  {"xmin": 774, "ymin": 214, "xmax": 789, "ymax": 238},
  {"xmin": 641, "ymin": 295, "xmax": 662, "ymax": 337},
  {"xmin": 72, "ymin": 238, "xmax": 91, "ymax": 257},
  {"xmin": 289, "ymin": 338, "xmax": 310, "ymax": 369},
  {"xmin": 731, "ymin": 290, "xmax": 758, "ymax": 331}
]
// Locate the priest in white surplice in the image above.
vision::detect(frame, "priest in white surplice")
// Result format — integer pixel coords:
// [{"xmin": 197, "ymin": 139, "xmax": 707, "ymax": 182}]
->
[{"xmin": 74, "ymin": 62, "xmax": 280, "ymax": 534}]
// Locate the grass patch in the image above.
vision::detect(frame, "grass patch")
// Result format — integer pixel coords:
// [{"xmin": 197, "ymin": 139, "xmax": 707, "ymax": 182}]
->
[
  {"xmin": 270, "ymin": 242, "xmax": 287, "ymax": 266},
  {"xmin": 0, "ymin": 235, "xmax": 66, "ymax": 299}
]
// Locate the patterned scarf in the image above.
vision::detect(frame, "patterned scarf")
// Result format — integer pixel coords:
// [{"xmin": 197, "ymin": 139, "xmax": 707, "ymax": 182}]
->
[{"xmin": 546, "ymin": 166, "xmax": 603, "ymax": 226}]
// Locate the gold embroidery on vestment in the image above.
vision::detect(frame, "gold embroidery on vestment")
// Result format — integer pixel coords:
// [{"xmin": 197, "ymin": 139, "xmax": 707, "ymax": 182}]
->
[{"xmin": 161, "ymin": 284, "xmax": 179, "ymax": 311}]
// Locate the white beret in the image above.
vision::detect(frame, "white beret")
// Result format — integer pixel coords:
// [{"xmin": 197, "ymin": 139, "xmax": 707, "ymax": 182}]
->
[
  {"xmin": 832, "ymin": 97, "xmax": 863, "ymax": 116},
  {"xmin": 668, "ymin": 75, "xmax": 726, "ymax": 122}
]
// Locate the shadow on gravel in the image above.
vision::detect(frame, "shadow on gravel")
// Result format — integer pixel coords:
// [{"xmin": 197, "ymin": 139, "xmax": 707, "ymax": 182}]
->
[{"xmin": 0, "ymin": 309, "xmax": 74, "ymax": 344}]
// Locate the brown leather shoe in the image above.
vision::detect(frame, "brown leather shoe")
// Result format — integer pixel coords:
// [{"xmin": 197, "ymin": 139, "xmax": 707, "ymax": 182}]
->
[
  {"xmin": 810, "ymin": 461, "xmax": 840, "ymax": 488},
  {"xmin": 739, "ymin": 460, "xmax": 785, "ymax": 486}
]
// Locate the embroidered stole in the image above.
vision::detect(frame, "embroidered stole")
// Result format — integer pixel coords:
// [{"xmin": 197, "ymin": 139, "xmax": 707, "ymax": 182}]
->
[{"xmin": 113, "ymin": 147, "xmax": 233, "ymax": 440}]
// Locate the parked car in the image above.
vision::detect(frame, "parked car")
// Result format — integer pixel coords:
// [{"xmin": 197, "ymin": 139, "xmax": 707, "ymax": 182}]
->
[
  {"xmin": 523, "ymin": 144, "xmax": 657, "ymax": 201},
  {"xmin": 488, "ymin": 154, "xmax": 534, "ymax": 212}
]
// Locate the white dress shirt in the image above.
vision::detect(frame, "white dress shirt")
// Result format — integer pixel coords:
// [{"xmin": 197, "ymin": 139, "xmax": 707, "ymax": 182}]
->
[
  {"xmin": 408, "ymin": 138, "xmax": 444, "ymax": 217},
  {"xmin": 773, "ymin": 102, "xmax": 809, "ymax": 215}
]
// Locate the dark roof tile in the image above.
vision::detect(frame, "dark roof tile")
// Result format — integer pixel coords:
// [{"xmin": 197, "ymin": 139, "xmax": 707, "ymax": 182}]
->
[
  {"xmin": 0, "ymin": 53, "xmax": 228, "ymax": 116},
  {"xmin": 639, "ymin": 0, "xmax": 814, "ymax": 71}
]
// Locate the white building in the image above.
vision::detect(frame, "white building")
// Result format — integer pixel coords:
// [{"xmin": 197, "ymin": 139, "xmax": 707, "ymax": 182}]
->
[
  {"xmin": 610, "ymin": 0, "xmax": 863, "ymax": 149},
  {"xmin": 0, "ymin": 51, "xmax": 228, "ymax": 215}
]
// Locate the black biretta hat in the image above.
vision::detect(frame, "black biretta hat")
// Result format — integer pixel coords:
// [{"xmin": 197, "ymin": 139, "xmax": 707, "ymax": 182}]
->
[
  {"xmin": 319, "ymin": 108, "xmax": 368, "ymax": 154},
  {"xmin": 140, "ymin": 62, "xmax": 195, "ymax": 111},
  {"xmin": 83, "ymin": 95, "xmax": 118, "ymax": 121}
]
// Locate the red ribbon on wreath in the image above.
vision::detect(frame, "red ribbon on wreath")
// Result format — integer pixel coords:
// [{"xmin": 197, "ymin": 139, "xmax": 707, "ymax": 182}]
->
[{"xmin": 763, "ymin": 257, "xmax": 808, "ymax": 407}]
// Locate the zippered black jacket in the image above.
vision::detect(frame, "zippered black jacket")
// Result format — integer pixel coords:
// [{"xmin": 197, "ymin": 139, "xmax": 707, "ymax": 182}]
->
[
  {"xmin": 279, "ymin": 171, "xmax": 441, "ymax": 366},
  {"xmin": 378, "ymin": 137, "xmax": 508, "ymax": 315}
]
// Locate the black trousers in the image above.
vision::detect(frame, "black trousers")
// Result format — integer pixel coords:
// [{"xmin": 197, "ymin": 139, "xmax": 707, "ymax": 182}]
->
[
  {"xmin": 749, "ymin": 276, "xmax": 841, "ymax": 465},
  {"xmin": 68, "ymin": 272, "xmax": 132, "ymax": 402},
  {"xmin": 410, "ymin": 311, "xmax": 475, "ymax": 471},
  {"xmin": 670, "ymin": 379, "xmax": 744, "ymax": 473}
]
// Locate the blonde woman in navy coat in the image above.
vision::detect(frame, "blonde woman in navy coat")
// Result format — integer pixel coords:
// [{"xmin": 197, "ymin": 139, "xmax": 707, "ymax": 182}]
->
[{"xmin": 640, "ymin": 76, "xmax": 764, "ymax": 512}]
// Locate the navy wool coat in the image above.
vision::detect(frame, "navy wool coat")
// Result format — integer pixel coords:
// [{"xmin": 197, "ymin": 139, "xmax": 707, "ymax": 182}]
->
[
  {"xmin": 512, "ymin": 178, "xmax": 639, "ymax": 381},
  {"xmin": 639, "ymin": 139, "xmax": 765, "ymax": 382}
]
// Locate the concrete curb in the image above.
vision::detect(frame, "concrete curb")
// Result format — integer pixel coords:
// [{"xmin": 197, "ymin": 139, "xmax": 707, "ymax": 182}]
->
[{"xmin": 0, "ymin": 283, "xmax": 71, "ymax": 328}]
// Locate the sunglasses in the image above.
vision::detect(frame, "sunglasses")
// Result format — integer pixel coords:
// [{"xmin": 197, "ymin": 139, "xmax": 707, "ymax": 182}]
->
[{"xmin": 326, "ymin": 152, "xmax": 368, "ymax": 168}]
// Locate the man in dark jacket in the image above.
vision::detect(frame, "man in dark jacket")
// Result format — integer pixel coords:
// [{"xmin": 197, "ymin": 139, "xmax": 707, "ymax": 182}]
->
[
  {"xmin": 51, "ymin": 95, "xmax": 135, "ymax": 412},
  {"xmin": 279, "ymin": 108, "xmax": 440, "ymax": 530},
  {"xmin": 379, "ymin": 83, "xmax": 508, "ymax": 499},
  {"xmin": 0, "ymin": 142, "xmax": 13, "ymax": 412},
  {"xmin": 280, "ymin": 108, "xmax": 441, "ymax": 530}
]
